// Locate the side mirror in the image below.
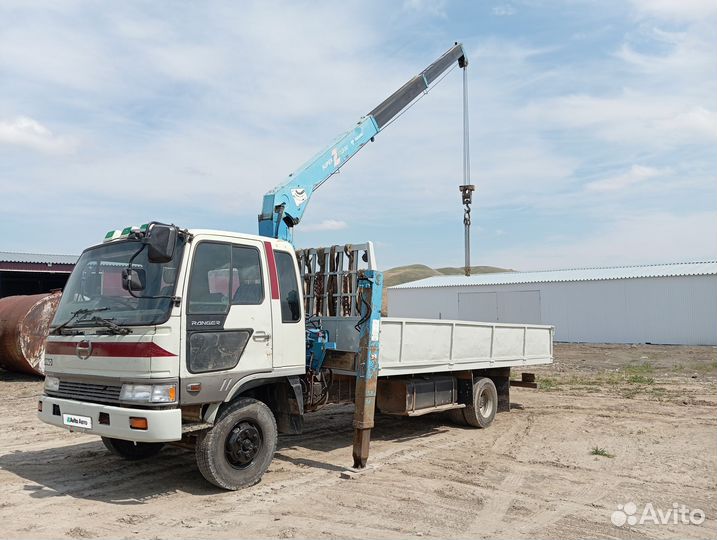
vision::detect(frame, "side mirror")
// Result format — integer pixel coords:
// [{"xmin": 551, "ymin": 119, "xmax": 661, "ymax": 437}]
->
[
  {"xmin": 147, "ymin": 224, "xmax": 177, "ymax": 263},
  {"xmin": 122, "ymin": 268, "xmax": 146, "ymax": 292}
]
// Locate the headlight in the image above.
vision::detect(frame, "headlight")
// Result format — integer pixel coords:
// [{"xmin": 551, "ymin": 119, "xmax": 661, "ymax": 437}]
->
[
  {"xmin": 120, "ymin": 384, "xmax": 152, "ymax": 401},
  {"xmin": 120, "ymin": 383, "xmax": 176, "ymax": 403},
  {"xmin": 44, "ymin": 376, "xmax": 60, "ymax": 392}
]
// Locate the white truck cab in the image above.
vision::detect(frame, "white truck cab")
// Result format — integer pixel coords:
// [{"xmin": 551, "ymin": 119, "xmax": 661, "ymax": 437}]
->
[{"xmin": 39, "ymin": 224, "xmax": 311, "ymax": 487}]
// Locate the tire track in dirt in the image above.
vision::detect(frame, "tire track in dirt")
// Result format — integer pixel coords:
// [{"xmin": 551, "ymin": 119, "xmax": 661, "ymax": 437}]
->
[
  {"xmin": 465, "ymin": 467, "xmax": 526, "ymax": 536},
  {"xmin": 513, "ymin": 477, "xmax": 611, "ymax": 536}
]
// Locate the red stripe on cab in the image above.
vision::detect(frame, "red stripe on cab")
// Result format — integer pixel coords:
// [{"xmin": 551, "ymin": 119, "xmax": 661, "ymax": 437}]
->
[
  {"xmin": 264, "ymin": 240, "xmax": 280, "ymax": 300},
  {"xmin": 45, "ymin": 341, "xmax": 176, "ymax": 358}
]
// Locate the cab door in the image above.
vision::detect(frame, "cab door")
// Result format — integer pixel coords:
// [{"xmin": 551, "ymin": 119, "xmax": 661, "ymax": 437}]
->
[
  {"xmin": 182, "ymin": 240, "xmax": 273, "ymax": 394},
  {"xmin": 269, "ymin": 247, "xmax": 305, "ymax": 369}
]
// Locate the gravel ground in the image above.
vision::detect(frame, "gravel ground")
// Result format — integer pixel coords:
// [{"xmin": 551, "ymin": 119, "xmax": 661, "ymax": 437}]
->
[{"xmin": 0, "ymin": 343, "xmax": 715, "ymax": 539}]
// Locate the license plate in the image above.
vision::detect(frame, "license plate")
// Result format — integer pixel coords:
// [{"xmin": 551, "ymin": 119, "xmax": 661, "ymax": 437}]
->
[{"xmin": 63, "ymin": 414, "xmax": 92, "ymax": 430}]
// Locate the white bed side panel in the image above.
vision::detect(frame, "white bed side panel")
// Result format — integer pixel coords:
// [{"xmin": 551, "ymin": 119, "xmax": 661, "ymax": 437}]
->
[{"xmin": 378, "ymin": 318, "xmax": 553, "ymax": 375}]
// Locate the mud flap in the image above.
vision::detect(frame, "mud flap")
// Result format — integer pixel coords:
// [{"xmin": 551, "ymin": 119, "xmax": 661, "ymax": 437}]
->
[
  {"xmin": 272, "ymin": 377, "xmax": 304, "ymax": 435},
  {"xmin": 483, "ymin": 367, "xmax": 511, "ymax": 413}
]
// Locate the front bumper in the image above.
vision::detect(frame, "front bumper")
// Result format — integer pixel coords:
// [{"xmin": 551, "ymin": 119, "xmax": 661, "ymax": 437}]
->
[{"xmin": 38, "ymin": 396, "xmax": 182, "ymax": 443}]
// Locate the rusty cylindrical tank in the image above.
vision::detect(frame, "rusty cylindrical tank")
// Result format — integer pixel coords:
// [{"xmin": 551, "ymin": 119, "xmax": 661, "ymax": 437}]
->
[{"xmin": 0, "ymin": 292, "xmax": 62, "ymax": 376}]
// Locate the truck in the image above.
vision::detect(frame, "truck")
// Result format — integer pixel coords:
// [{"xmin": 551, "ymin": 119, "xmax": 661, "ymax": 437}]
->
[{"xmin": 37, "ymin": 44, "xmax": 554, "ymax": 490}]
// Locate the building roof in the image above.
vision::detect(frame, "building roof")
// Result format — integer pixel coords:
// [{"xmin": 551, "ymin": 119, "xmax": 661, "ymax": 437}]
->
[
  {"xmin": 389, "ymin": 261, "xmax": 717, "ymax": 289},
  {"xmin": 0, "ymin": 251, "xmax": 79, "ymax": 265}
]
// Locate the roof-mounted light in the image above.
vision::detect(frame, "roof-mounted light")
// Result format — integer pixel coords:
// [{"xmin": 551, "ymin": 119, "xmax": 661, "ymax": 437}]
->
[
  {"xmin": 103, "ymin": 223, "xmax": 150, "ymax": 243},
  {"xmin": 103, "ymin": 230, "xmax": 121, "ymax": 243}
]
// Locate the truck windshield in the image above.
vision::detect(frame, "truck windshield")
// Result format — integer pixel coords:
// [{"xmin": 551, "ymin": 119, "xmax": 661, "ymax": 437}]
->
[{"xmin": 52, "ymin": 239, "xmax": 185, "ymax": 328}]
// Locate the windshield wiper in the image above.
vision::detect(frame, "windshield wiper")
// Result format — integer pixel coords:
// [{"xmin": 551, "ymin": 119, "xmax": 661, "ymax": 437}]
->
[
  {"xmin": 51, "ymin": 307, "xmax": 110, "ymax": 335},
  {"xmin": 87, "ymin": 315, "xmax": 131, "ymax": 335}
]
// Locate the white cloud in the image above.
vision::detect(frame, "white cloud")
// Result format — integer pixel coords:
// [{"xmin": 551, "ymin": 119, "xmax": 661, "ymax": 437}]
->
[
  {"xmin": 629, "ymin": 0, "xmax": 717, "ymax": 21},
  {"xmin": 517, "ymin": 10, "xmax": 716, "ymax": 152},
  {"xmin": 0, "ymin": 116, "xmax": 76, "ymax": 154},
  {"xmin": 402, "ymin": 0, "xmax": 447, "ymax": 17},
  {"xmin": 301, "ymin": 219, "xmax": 348, "ymax": 232},
  {"xmin": 586, "ymin": 165, "xmax": 668, "ymax": 192},
  {"xmin": 659, "ymin": 106, "xmax": 717, "ymax": 138},
  {"xmin": 492, "ymin": 4, "xmax": 516, "ymax": 16},
  {"xmin": 521, "ymin": 93, "xmax": 716, "ymax": 147},
  {"xmin": 484, "ymin": 211, "xmax": 717, "ymax": 270},
  {"xmin": 0, "ymin": 2, "xmax": 713, "ymax": 269}
]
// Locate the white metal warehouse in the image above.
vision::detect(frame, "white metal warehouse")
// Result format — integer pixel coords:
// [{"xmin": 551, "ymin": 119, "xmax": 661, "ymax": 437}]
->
[{"xmin": 387, "ymin": 261, "xmax": 717, "ymax": 345}]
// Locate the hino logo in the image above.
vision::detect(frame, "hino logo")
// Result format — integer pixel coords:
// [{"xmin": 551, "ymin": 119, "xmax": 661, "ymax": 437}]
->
[
  {"xmin": 76, "ymin": 340, "xmax": 92, "ymax": 360},
  {"xmin": 191, "ymin": 320, "xmax": 221, "ymax": 326}
]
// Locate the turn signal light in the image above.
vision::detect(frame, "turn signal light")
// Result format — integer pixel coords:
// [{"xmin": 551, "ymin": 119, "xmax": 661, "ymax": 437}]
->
[
  {"xmin": 37, "ymin": 400, "xmax": 42, "ymax": 412},
  {"xmin": 129, "ymin": 417, "xmax": 148, "ymax": 430}
]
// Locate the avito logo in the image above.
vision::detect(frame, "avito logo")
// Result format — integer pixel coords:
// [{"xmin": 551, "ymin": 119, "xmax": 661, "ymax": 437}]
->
[{"xmin": 611, "ymin": 501, "xmax": 705, "ymax": 527}]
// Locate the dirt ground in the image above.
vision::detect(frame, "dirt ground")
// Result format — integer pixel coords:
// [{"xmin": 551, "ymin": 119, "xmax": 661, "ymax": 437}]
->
[{"xmin": 0, "ymin": 343, "xmax": 715, "ymax": 539}]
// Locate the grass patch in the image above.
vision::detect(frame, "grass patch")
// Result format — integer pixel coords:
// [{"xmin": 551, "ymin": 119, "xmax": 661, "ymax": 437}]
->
[
  {"xmin": 694, "ymin": 360, "xmax": 717, "ymax": 374},
  {"xmin": 560, "ymin": 372, "xmax": 624, "ymax": 388},
  {"xmin": 624, "ymin": 361, "xmax": 654, "ymax": 376},
  {"xmin": 627, "ymin": 374, "xmax": 655, "ymax": 385},
  {"xmin": 673, "ymin": 360, "xmax": 717, "ymax": 375},
  {"xmin": 538, "ymin": 377, "xmax": 560, "ymax": 391},
  {"xmin": 590, "ymin": 446, "xmax": 615, "ymax": 458}
]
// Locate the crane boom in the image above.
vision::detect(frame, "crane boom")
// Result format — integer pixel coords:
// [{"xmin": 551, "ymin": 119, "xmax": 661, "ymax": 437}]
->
[{"xmin": 258, "ymin": 43, "xmax": 467, "ymax": 242}]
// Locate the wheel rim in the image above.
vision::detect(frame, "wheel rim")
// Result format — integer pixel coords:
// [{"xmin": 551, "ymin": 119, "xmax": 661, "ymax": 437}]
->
[
  {"xmin": 478, "ymin": 389, "xmax": 494, "ymax": 417},
  {"xmin": 225, "ymin": 421, "xmax": 263, "ymax": 469}
]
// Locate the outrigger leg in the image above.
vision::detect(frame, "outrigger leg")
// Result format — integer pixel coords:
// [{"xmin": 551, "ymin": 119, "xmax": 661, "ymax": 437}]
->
[{"xmin": 352, "ymin": 270, "xmax": 383, "ymax": 468}]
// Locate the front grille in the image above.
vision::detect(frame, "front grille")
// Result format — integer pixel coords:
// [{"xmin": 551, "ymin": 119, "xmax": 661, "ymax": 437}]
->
[{"xmin": 49, "ymin": 380, "xmax": 122, "ymax": 405}]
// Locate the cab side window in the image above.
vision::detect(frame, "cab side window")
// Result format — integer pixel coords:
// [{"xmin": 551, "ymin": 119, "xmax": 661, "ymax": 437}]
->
[
  {"xmin": 231, "ymin": 246, "xmax": 264, "ymax": 305},
  {"xmin": 275, "ymin": 251, "xmax": 301, "ymax": 322},
  {"xmin": 188, "ymin": 243, "xmax": 231, "ymax": 314}
]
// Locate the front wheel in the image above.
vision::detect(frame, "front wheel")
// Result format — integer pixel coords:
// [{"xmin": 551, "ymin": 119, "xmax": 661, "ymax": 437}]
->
[
  {"xmin": 195, "ymin": 397, "xmax": 277, "ymax": 490},
  {"xmin": 101, "ymin": 437, "xmax": 164, "ymax": 460}
]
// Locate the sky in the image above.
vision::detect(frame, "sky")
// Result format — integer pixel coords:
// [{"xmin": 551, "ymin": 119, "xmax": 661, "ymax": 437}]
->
[{"xmin": 0, "ymin": 0, "xmax": 715, "ymax": 271}]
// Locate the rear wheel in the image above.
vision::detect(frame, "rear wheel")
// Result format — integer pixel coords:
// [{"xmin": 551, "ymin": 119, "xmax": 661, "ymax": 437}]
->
[
  {"xmin": 195, "ymin": 397, "xmax": 277, "ymax": 490},
  {"xmin": 101, "ymin": 437, "xmax": 164, "ymax": 460},
  {"xmin": 462, "ymin": 377, "xmax": 497, "ymax": 428}
]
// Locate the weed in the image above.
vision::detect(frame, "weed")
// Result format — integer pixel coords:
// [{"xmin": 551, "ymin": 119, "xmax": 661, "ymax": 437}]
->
[
  {"xmin": 687, "ymin": 360, "xmax": 717, "ymax": 375},
  {"xmin": 539, "ymin": 377, "xmax": 559, "ymax": 391},
  {"xmin": 624, "ymin": 361, "xmax": 654, "ymax": 375},
  {"xmin": 590, "ymin": 446, "xmax": 615, "ymax": 458}
]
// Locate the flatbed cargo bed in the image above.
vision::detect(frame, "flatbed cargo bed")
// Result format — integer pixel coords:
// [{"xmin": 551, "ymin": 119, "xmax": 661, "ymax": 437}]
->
[{"xmin": 319, "ymin": 316, "xmax": 554, "ymax": 377}]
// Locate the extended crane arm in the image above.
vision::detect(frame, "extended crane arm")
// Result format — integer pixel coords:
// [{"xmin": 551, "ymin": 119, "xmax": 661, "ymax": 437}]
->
[{"xmin": 258, "ymin": 43, "xmax": 467, "ymax": 242}]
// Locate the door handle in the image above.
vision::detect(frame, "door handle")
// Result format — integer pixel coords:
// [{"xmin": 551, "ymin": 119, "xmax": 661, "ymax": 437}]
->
[{"xmin": 253, "ymin": 331, "xmax": 271, "ymax": 342}]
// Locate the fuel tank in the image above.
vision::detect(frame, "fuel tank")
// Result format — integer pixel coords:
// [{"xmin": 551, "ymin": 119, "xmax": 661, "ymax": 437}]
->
[{"xmin": 0, "ymin": 292, "xmax": 61, "ymax": 376}]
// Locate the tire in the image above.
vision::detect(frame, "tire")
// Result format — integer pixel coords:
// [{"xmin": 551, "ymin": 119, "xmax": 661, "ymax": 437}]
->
[
  {"xmin": 195, "ymin": 397, "xmax": 277, "ymax": 490},
  {"xmin": 462, "ymin": 377, "xmax": 497, "ymax": 428},
  {"xmin": 101, "ymin": 437, "xmax": 164, "ymax": 460}
]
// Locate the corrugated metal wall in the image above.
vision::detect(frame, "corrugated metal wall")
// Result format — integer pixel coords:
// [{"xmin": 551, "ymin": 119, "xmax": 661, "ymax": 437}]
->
[{"xmin": 387, "ymin": 275, "xmax": 717, "ymax": 345}]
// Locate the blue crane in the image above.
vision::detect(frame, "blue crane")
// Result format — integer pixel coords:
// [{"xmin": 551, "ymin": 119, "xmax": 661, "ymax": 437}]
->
[{"xmin": 258, "ymin": 43, "xmax": 468, "ymax": 243}]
